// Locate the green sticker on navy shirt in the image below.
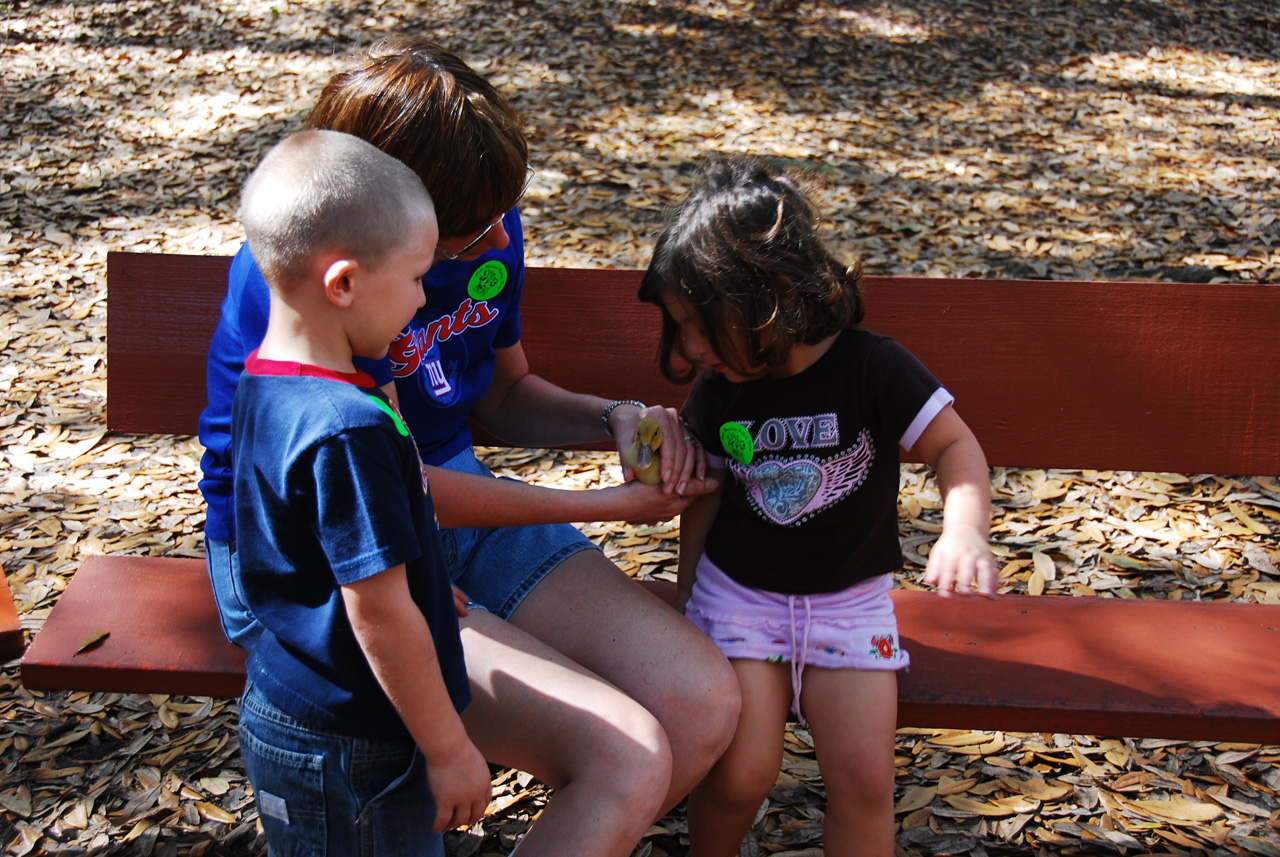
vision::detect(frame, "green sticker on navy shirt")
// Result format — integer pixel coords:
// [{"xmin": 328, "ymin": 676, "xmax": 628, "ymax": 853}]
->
[
  {"xmin": 719, "ymin": 422, "xmax": 754, "ymax": 465},
  {"xmin": 467, "ymin": 260, "xmax": 508, "ymax": 302},
  {"xmin": 367, "ymin": 394, "xmax": 409, "ymax": 436}
]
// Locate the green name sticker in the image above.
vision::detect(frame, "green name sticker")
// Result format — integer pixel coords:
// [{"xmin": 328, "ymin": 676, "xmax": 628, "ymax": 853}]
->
[
  {"xmin": 719, "ymin": 422, "xmax": 754, "ymax": 466},
  {"xmin": 467, "ymin": 260, "xmax": 508, "ymax": 302},
  {"xmin": 367, "ymin": 395, "xmax": 409, "ymax": 437}
]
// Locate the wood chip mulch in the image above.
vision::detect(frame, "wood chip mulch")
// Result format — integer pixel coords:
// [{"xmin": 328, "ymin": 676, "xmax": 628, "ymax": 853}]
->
[{"xmin": 2, "ymin": 1, "xmax": 1278, "ymax": 854}]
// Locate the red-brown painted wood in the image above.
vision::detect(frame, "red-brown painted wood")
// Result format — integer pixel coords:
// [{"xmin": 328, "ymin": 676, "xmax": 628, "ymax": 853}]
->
[
  {"xmin": 23, "ymin": 560, "xmax": 1280, "ymax": 742},
  {"xmin": 106, "ymin": 252, "xmax": 1280, "ymax": 475},
  {"xmin": 0, "ymin": 572, "xmax": 24, "ymax": 661},
  {"xmin": 30, "ymin": 252, "xmax": 1272, "ymax": 741},
  {"xmin": 20, "ymin": 556, "xmax": 247, "ymax": 698}
]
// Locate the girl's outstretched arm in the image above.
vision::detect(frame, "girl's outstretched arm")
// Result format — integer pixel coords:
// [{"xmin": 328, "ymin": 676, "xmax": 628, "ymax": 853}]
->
[{"xmin": 909, "ymin": 406, "xmax": 997, "ymax": 597}]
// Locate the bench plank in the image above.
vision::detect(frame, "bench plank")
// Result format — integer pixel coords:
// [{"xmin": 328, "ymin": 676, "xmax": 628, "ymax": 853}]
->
[
  {"xmin": 22, "ymin": 556, "xmax": 1280, "ymax": 743},
  {"xmin": 20, "ymin": 556, "xmax": 247, "ymax": 698},
  {"xmin": 0, "ymin": 573, "xmax": 24, "ymax": 661},
  {"xmin": 105, "ymin": 252, "xmax": 1280, "ymax": 474}
]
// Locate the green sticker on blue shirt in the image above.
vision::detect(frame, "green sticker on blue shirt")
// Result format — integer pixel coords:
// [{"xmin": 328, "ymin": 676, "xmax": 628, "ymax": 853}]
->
[
  {"xmin": 467, "ymin": 260, "xmax": 508, "ymax": 302},
  {"xmin": 719, "ymin": 422, "xmax": 754, "ymax": 465},
  {"xmin": 367, "ymin": 394, "xmax": 409, "ymax": 436}
]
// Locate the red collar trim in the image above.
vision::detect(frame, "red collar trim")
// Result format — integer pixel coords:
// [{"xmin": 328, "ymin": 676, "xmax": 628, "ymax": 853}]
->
[{"xmin": 245, "ymin": 350, "xmax": 377, "ymax": 388}]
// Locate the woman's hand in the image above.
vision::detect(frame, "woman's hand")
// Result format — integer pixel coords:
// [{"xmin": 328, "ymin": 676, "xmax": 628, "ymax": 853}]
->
[
  {"xmin": 612, "ymin": 405, "xmax": 706, "ymax": 496},
  {"xmin": 601, "ymin": 476, "xmax": 719, "ymax": 525}
]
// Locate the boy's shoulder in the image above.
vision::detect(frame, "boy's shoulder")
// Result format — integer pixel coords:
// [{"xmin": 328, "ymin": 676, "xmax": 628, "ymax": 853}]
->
[{"xmin": 237, "ymin": 362, "xmax": 405, "ymax": 441}]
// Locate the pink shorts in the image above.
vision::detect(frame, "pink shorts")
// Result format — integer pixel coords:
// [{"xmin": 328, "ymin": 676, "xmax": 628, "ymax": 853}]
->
[{"xmin": 685, "ymin": 556, "xmax": 909, "ymax": 722}]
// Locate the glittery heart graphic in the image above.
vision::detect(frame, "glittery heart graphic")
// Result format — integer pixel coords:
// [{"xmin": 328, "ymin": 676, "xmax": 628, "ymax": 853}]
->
[{"xmin": 752, "ymin": 460, "xmax": 822, "ymax": 525}]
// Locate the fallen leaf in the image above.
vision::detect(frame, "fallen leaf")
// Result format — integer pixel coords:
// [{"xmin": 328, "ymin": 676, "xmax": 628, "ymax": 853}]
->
[{"xmin": 74, "ymin": 631, "xmax": 110, "ymax": 655}]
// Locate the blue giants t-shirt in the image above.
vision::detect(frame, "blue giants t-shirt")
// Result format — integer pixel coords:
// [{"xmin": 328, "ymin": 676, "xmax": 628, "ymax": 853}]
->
[
  {"xmin": 232, "ymin": 354, "xmax": 470, "ymax": 734},
  {"xmin": 198, "ymin": 209, "xmax": 526, "ymax": 542}
]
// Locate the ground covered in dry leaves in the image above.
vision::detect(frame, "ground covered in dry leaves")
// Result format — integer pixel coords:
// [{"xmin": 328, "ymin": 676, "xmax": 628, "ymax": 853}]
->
[{"xmin": 2, "ymin": 0, "xmax": 1279, "ymax": 854}]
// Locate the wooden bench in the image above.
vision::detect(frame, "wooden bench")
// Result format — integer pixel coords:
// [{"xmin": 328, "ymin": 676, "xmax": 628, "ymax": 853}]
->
[{"xmin": 19, "ymin": 251, "xmax": 1280, "ymax": 744}]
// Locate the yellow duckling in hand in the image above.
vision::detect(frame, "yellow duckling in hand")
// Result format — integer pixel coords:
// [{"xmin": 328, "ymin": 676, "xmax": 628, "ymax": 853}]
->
[{"xmin": 623, "ymin": 417, "xmax": 664, "ymax": 485}]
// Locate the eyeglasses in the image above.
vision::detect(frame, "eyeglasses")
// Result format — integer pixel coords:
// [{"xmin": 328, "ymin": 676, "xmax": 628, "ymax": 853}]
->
[{"xmin": 439, "ymin": 167, "xmax": 536, "ymax": 261}]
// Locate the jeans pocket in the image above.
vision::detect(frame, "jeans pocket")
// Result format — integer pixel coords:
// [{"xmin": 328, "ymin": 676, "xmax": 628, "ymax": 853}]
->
[
  {"xmin": 353, "ymin": 747, "xmax": 440, "ymax": 857},
  {"xmin": 238, "ymin": 715, "xmax": 327, "ymax": 856},
  {"xmin": 437, "ymin": 527, "xmax": 458, "ymax": 569}
]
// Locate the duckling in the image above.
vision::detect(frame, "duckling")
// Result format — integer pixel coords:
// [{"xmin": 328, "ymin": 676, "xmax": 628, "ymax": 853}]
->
[{"xmin": 623, "ymin": 417, "xmax": 664, "ymax": 485}]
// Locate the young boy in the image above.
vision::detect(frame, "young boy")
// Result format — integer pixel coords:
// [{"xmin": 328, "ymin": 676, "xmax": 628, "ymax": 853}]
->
[{"xmin": 229, "ymin": 129, "xmax": 490, "ymax": 855}]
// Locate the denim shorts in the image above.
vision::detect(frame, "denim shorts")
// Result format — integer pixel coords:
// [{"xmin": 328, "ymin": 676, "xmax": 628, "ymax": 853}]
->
[
  {"xmin": 206, "ymin": 536, "xmax": 263, "ymax": 649},
  {"xmin": 238, "ymin": 681, "xmax": 442, "ymax": 857},
  {"xmin": 435, "ymin": 447, "xmax": 599, "ymax": 619}
]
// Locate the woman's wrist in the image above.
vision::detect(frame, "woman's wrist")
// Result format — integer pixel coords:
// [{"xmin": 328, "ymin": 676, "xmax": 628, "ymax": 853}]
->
[{"xmin": 601, "ymin": 399, "xmax": 645, "ymax": 438}]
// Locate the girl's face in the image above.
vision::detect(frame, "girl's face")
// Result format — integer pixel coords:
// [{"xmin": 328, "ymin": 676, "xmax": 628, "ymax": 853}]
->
[{"xmin": 659, "ymin": 288, "xmax": 756, "ymax": 383}]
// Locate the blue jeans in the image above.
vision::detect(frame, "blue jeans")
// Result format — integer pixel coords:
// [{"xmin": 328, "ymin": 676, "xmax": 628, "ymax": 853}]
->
[
  {"xmin": 206, "ymin": 536, "xmax": 263, "ymax": 649},
  {"xmin": 238, "ymin": 682, "xmax": 443, "ymax": 857}
]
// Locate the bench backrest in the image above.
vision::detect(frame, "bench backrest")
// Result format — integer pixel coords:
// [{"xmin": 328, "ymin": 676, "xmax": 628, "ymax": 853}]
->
[{"xmin": 107, "ymin": 251, "xmax": 1280, "ymax": 475}]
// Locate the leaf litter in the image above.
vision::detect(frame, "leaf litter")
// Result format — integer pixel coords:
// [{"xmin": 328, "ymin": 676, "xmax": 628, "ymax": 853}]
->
[{"xmin": 1, "ymin": 0, "xmax": 1278, "ymax": 854}]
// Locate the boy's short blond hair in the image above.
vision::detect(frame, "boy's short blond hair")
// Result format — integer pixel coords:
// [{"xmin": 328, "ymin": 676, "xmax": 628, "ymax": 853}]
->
[{"xmin": 239, "ymin": 129, "xmax": 435, "ymax": 290}]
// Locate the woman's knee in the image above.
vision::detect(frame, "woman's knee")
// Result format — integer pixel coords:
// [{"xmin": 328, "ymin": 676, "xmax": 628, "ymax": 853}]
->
[
  {"xmin": 586, "ymin": 707, "xmax": 673, "ymax": 820},
  {"xmin": 664, "ymin": 638, "xmax": 742, "ymax": 754}
]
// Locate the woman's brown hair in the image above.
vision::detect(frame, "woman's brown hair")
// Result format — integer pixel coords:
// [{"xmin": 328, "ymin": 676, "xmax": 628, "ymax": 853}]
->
[{"xmin": 306, "ymin": 37, "xmax": 528, "ymax": 239}]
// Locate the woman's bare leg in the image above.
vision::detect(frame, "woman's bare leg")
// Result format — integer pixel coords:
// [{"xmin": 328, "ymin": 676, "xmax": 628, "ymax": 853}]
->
[
  {"xmin": 459, "ymin": 609, "xmax": 672, "ymax": 857},
  {"xmin": 507, "ymin": 549, "xmax": 741, "ymax": 814}
]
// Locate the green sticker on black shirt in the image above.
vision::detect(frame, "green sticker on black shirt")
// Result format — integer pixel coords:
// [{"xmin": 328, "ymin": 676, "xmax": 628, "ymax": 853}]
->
[{"xmin": 719, "ymin": 422, "xmax": 754, "ymax": 465}]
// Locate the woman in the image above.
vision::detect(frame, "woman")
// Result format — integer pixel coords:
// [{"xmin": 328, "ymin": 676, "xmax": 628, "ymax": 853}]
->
[{"xmin": 197, "ymin": 37, "xmax": 739, "ymax": 857}]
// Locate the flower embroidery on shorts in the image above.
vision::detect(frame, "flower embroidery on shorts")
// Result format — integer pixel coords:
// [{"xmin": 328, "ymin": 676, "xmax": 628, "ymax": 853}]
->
[
  {"xmin": 766, "ymin": 654, "xmax": 786, "ymax": 664},
  {"xmin": 814, "ymin": 644, "xmax": 846, "ymax": 657},
  {"xmin": 869, "ymin": 634, "xmax": 899, "ymax": 660}
]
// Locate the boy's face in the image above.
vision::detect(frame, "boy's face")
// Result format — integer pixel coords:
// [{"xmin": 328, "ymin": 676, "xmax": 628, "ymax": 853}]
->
[{"xmin": 350, "ymin": 217, "xmax": 437, "ymax": 359}]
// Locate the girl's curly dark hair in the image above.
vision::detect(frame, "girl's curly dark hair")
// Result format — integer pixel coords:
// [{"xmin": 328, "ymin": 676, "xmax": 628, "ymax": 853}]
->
[{"xmin": 638, "ymin": 157, "xmax": 863, "ymax": 383}]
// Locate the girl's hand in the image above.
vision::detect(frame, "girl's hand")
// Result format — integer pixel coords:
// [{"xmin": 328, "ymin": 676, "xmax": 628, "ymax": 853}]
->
[
  {"xmin": 613, "ymin": 405, "xmax": 706, "ymax": 495},
  {"xmin": 923, "ymin": 527, "xmax": 997, "ymax": 597}
]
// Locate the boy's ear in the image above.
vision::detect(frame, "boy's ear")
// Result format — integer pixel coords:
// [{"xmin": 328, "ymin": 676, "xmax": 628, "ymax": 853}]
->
[{"xmin": 322, "ymin": 258, "xmax": 359, "ymax": 307}]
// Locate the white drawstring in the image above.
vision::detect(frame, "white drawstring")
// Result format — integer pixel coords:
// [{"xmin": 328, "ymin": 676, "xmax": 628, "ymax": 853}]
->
[{"xmin": 786, "ymin": 594, "xmax": 813, "ymax": 725}]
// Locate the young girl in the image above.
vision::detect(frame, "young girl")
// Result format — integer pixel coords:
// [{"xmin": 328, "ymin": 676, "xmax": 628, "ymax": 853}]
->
[{"xmin": 638, "ymin": 158, "xmax": 998, "ymax": 857}]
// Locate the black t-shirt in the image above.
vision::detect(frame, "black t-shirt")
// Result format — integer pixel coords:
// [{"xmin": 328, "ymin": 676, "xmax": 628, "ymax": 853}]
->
[{"xmin": 682, "ymin": 325, "xmax": 947, "ymax": 595}]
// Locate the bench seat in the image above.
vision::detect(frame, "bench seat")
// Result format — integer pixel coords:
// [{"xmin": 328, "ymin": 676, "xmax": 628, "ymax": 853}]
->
[{"xmin": 20, "ymin": 554, "xmax": 1280, "ymax": 743}]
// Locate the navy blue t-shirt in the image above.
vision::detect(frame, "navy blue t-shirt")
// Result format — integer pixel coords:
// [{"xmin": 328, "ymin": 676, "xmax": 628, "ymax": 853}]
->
[{"xmin": 231, "ymin": 353, "xmax": 470, "ymax": 735}]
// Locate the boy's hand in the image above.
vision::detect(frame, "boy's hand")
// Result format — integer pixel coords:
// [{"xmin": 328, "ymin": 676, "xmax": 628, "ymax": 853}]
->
[
  {"xmin": 428, "ymin": 738, "xmax": 492, "ymax": 832},
  {"xmin": 923, "ymin": 527, "xmax": 997, "ymax": 597},
  {"xmin": 451, "ymin": 585, "xmax": 470, "ymax": 618}
]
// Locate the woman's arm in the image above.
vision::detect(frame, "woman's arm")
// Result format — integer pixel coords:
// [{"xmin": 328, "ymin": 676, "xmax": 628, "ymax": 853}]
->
[
  {"xmin": 909, "ymin": 406, "xmax": 997, "ymax": 597},
  {"xmin": 342, "ymin": 566, "xmax": 491, "ymax": 831},
  {"xmin": 469, "ymin": 344, "xmax": 705, "ymax": 494},
  {"xmin": 426, "ymin": 464, "xmax": 711, "ymax": 529}
]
